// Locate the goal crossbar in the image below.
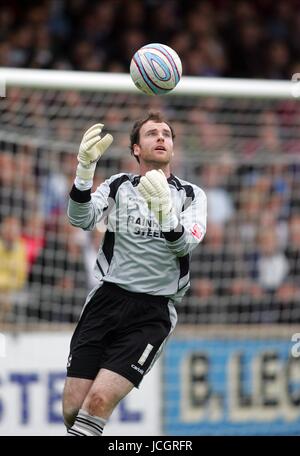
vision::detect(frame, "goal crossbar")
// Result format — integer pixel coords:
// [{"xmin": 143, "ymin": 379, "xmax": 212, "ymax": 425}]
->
[{"xmin": 0, "ymin": 67, "xmax": 296, "ymax": 99}]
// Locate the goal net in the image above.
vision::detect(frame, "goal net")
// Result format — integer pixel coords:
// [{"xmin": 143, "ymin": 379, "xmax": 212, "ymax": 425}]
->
[{"xmin": 0, "ymin": 69, "xmax": 299, "ymax": 435}]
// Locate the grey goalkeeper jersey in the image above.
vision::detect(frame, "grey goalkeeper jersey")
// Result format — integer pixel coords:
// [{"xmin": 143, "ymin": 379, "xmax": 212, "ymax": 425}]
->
[{"xmin": 68, "ymin": 173, "xmax": 207, "ymax": 304}]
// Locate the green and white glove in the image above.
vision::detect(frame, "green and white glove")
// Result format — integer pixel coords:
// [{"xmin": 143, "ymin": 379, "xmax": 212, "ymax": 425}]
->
[
  {"xmin": 137, "ymin": 169, "xmax": 178, "ymax": 231},
  {"xmin": 76, "ymin": 123, "xmax": 113, "ymax": 182}
]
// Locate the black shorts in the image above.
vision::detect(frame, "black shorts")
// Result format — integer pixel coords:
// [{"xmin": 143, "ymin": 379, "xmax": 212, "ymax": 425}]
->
[{"xmin": 66, "ymin": 282, "xmax": 176, "ymax": 387}]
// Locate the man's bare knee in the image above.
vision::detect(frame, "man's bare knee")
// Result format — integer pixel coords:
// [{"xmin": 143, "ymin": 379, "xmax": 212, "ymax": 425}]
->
[
  {"xmin": 62, "ymin": 376, "xmax": 93, "ymax": 427},
  {"xmin": 80, "ymin": 370, "xmax": 134, "ymax": 419},
  {"xmin": 84, "ymin": 391, "xmax": 113, "ymax": 417}
]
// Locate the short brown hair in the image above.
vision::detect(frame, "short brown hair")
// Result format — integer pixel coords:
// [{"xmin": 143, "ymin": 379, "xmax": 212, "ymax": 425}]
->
[{"xmin": 129, "ymin": 112, "xmax": 175, "ymax": 163}]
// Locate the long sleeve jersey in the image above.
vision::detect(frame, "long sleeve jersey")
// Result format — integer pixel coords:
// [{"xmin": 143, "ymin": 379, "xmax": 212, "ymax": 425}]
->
[{"xmin": 68, "ymin": 172, "xmax": 207, "ymax": 304}]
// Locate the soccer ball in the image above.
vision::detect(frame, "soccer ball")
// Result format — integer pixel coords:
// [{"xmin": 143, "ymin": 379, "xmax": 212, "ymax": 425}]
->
[{"xmin": 130, "ymin": 43, "xmax": 182, "ymax": 96}]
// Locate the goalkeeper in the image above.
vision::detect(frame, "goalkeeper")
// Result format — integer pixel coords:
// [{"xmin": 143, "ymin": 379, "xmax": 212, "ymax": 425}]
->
[{"xmin": 63, "ymin": 112, "xmax": 207, "ymax": 436}]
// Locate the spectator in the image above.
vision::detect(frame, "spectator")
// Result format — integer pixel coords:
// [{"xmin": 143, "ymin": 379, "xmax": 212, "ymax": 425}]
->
[
  {"xmin": 264, "ymin": 40, "xmax": 291, "ymax": 80},
  {"xmin": 192, "ymin": 223, "xmax": 248, "ymax": 296},
  {"xmin": 39, "ymin": 151, "xmax": 69, "ymax": 221},
  {"xmin": 28, "ymin": 219, "xmax": 88, "ymax": 322},
  {"xmin": 198, "ymin": 156, "xmax": 235, "ymax": 226},
  {"xmin": 0, "ymin": 216, "xmax": 28, "ymax": 322},
  {"xmin": 0, "ymin": 151, "xmax": 38, "ymax": 225},
  {"xmin": 284, "ymin": 212, "xmax": 300, "ymax": 284},
  {"xmin": 248, "ymin": 228, "xmax": 289, "ymax": 293},
  {"xmin": 21, "ymin": 214, "xmax": 45, "ymax": 272}
]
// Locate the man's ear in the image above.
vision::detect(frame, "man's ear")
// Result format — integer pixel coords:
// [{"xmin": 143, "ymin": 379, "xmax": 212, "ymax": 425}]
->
[{"xmin": 133, "ymin": 144, "xmax": 140, "ymax": 158}]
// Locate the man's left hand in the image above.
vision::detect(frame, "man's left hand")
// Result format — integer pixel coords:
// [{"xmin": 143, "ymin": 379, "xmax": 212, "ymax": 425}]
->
[{"xmin": 137, "ymin": 170, "xmax": 177, "ymax": 229}]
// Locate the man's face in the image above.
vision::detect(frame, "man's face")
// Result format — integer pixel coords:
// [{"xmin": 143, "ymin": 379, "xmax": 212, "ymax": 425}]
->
[{"xmin": 133, "ymin": 120, "xmax": 174, "ymax": 165}]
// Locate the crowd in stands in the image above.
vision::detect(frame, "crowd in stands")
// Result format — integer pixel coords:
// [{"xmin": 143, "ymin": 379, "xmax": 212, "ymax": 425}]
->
[
  {"xmin": 1, "ymin": 0, "xmax": 300, "ymax": 79},
  {"xmin": 0, "ymin": 129, "xmax": 299, "ymax": 324},
  {"xmin": 0, "ymin": 0, "xmax": 300, "ymax": 325},
  {"xmin": 187, "ymin": 158, "xmax": 300, "ymax": 324},
  {"xmin": 0, "ymin": 147, "xmax": 100, "ymax": 323}
]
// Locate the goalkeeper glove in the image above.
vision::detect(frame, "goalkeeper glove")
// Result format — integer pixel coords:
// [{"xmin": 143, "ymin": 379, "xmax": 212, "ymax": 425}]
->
[
  {"xmin": 76, "ymin": 123, "xmax": 113, "ymax": 181},
  {"xmin": 137, "ymin": 169, "xmax": 178, "ymax": 231}
]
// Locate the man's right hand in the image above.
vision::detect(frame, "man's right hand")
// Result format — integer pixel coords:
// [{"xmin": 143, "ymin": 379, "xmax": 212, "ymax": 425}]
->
[{"xmin": 76, "ymin": 123, "xmax": 113, "ymax": 181}]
